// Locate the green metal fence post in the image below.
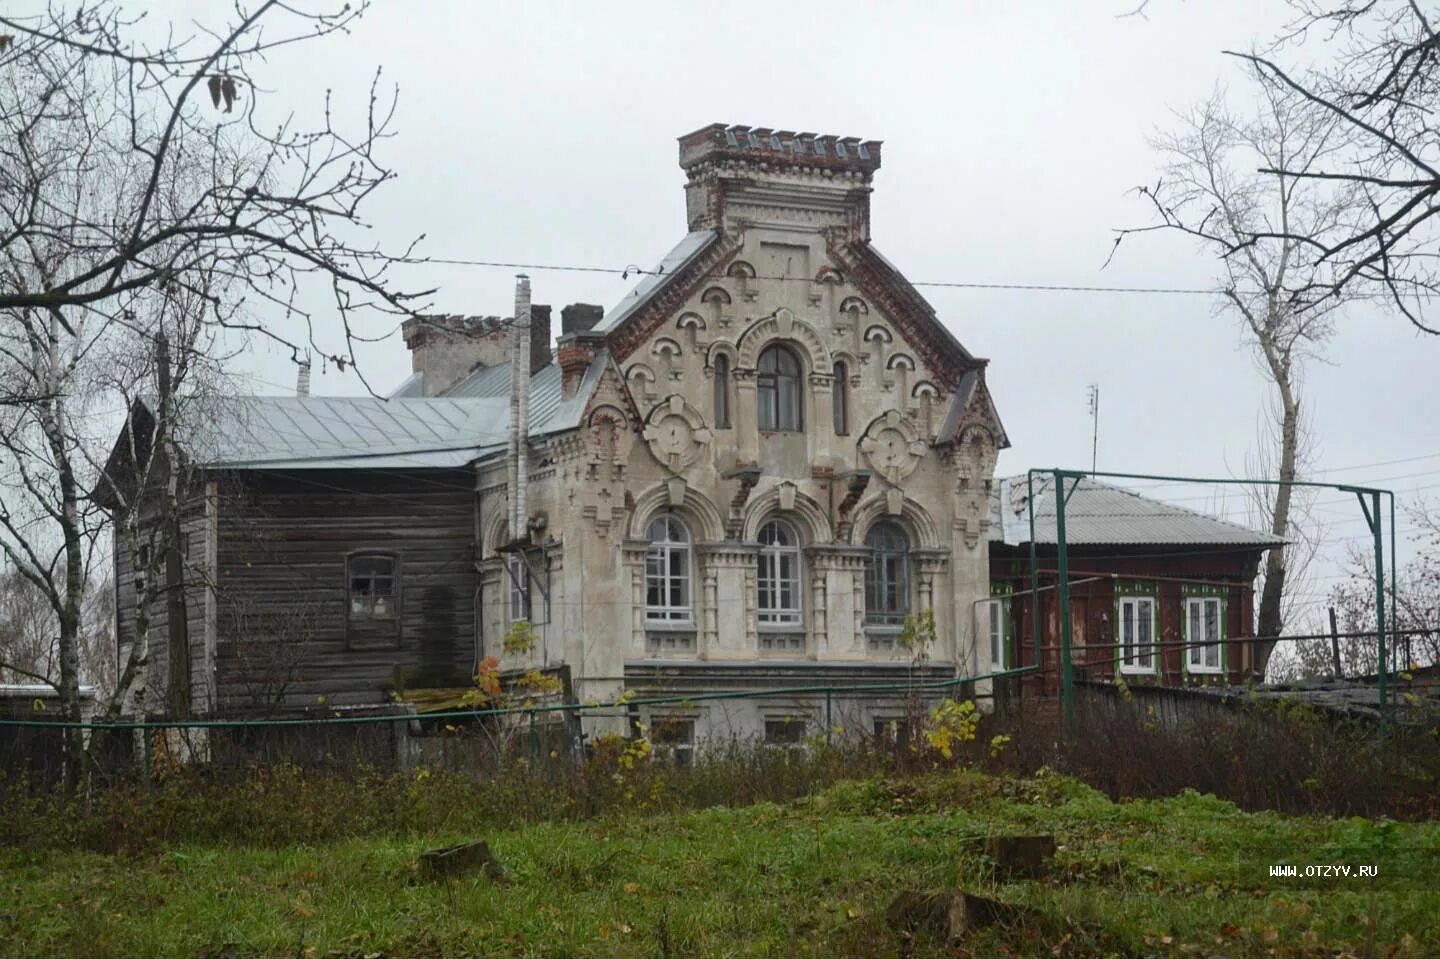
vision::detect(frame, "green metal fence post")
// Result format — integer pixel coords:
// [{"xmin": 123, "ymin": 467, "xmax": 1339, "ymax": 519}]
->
[
  {"xmin": 1028, "ymin": 471, "xmax": 1041, "ymax": 673},
  {"xmin": 1373, "ymin": 490, "xmax": 1387, "ymax": 735},
  {"xmin": 826, "ymin": 691, "xmax": 833, "ymax": 744},
  {"xmin": 1054, "ymin": 469, "xmax": 1074, "ymax": 732}
]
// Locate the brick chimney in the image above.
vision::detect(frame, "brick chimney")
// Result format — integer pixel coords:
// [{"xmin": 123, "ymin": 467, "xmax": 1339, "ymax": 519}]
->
[
  {"xmin": 530, "ymin": 304, "xmax": 552, "ymax": 375},
  {"xmin": 561, "ymin": 302, "xmax": 604, "ymax": 335},
  {"xmin": 401, "ymin": 306, "xmax": 554, "ymax": 397},
  {"xmin": 557, "ymin": 331, "xmax": 602, "ymax": 399},
  {"xmin": 677, "ymin": 123, "xmax": 882, "ymax": 237}
]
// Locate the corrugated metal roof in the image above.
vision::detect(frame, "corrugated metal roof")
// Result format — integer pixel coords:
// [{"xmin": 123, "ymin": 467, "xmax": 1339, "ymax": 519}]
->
[
  {"xmin": 592, "ymin": 230, "xmax": 718, "ymax": 334},
  {"xmin": 185, "ymin": 396, "xmax": 508, "ymax": 470},
  {"xmin": 990, "ymin": 474, "xmax": 1284, "ymax": 547}
]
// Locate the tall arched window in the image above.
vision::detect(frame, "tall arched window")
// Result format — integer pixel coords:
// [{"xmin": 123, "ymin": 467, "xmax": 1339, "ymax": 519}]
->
[
  {"xmin": 713, "ymin": 353, "xmax": 731, "ymax": 429},
  {"xmin": 864, "ymin": 521, "xmax": 910, "ymax": 626},
  {"xmin": 832, "ymin": 360, "xmax": 849, "ymax": 435},
  {"xmin": 757, "ymin": 344, "xmax": 802, "ymax": 432},
  {"xmin": 645, "ymin": 515, "xmax": 692, "ymax": 624},
  {"xmin": 757, "ymin": 519, "xmax": 802, "ymax": 626}
]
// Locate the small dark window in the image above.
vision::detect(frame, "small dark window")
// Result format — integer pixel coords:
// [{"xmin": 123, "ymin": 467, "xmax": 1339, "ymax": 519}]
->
[
  {"xmin": 832, "ymin": 360, "xmax": 848, "ymax": 435},
  {"xmin": 652, "ymin": 717, "xmax": 695, "ymax": 766},
  {"xmin": 348, "ymin": 554, "xmax": 397, "ymax": 620},
  {"xmin": 757, "ymin": 344, "xmax": 802, "ymax": 432},
  {"xmin": 764, "ymin": 718, "xmax": 805, "ymax": 745},
  {"xmin": 874, "ymin": 718, "xmax": 910, "ymax": 751},
  {"xmin": 865, "ymin": 522, "xmax": 910, "ymax": 627},
  {"xmin": 713, "ymin": 354, "xmax": 731, "ymax": 429}
]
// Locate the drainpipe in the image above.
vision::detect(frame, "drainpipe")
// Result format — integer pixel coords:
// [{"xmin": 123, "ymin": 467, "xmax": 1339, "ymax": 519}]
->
[{"xmin": 510, "ymin": 275, "xmax": 531, "ymax": 543}]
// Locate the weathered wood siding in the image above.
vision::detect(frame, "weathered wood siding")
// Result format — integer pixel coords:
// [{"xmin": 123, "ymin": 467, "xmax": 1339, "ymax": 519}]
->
[
  {"xmin": 991, "ymin": 545, "xmax": 1263, "ymax": 697},
  {"xmin": 212, "ymin": 469, "xmax": 477, "ymax": 711},
  {"xmin": 112, "ymin": 493, "xmax": 217, "ymax": 715}
]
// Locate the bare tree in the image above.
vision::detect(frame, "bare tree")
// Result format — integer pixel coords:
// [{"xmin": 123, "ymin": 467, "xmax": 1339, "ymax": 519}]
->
[
  {"xmin": 1294, "ymin": 499, "xmax": 1440, "ymax": 677},
  {"xmin": 0, "ymin": 1, "xmax": 427, "ymax": 780},
  {"xmin": 0, "ymin": 2, "xmax": 431, "ymax": 373},
  {"xmin": 1224, "ymin": 1, "xmax": 1440, "ymax": 334},
  {"xmin": 1113, "ymin": 74, "xmax": 1363, "ymax": 678}
]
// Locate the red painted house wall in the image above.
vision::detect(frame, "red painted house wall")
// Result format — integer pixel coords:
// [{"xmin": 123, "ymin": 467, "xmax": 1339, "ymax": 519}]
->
[{"xmin": 989, "ymin": 544, "xmax": 1264, "ymax": 698}]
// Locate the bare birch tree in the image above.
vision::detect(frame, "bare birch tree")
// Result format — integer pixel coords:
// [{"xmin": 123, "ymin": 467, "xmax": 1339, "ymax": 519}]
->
[
  {"xmin": 1113, "ymin": 73, "xmax": 1364, "ymax": 679},
  {"xmin": 1224, "ymin": 1, "xmax": 1440, "ymax": 334}
]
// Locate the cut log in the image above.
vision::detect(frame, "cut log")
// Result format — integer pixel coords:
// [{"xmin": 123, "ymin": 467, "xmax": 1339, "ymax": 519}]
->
[
  {"xmin": 983, "ymin": 834, "xmax": 1056, "ymax": 879},
  {"xmin": 419, "ymin": 840, "xmax": 506, "ymax": 883},
  {"xmin": 887, "ymin": 889, "xmax": 1045, "ymax": 944}
]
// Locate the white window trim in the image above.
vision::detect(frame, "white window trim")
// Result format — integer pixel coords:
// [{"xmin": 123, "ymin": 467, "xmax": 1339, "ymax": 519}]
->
[
  {"xmin": 1117, "ymin": 595, "xmax": 1157, "ymax": 675},
  {"xmin": 757, "ymin": 520, "xmax": 804, "ymax": 627},
  {"xmin": 985, "ymin": 597, "xmax": 1006, "ymax": 670},
  {"xmin": 1184, "ymin": 596, "xmax": 1225, "ymax": 674},
  {"xmin": 645, "ymin": 515, "xmax": 694, "ymax": 627},
  {"xmin": 505, "ymin": 554, "xmax": 529, "ymax": 625}
]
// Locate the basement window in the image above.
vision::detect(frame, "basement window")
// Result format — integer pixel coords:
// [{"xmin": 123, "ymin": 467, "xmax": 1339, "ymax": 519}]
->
[
  {"xmin": 764, "ymin": 717, "xmax": 806, "ymax": 745},
  {"xmin": 651, "ymin": 717, "xmax": 695, "ymax": 767},
  {"xmin": 348, "ymin": 554, "xmax": 397, "ymax": 620}
]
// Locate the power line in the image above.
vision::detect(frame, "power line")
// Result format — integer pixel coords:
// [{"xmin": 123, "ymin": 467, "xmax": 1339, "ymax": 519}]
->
[{"xmin": 407, "ymin": 255, "xmax": 1233, "ymax": 296}]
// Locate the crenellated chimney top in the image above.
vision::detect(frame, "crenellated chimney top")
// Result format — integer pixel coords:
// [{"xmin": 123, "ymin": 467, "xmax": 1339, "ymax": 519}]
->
[{"xmin": 677, "ymin": 123, "xmax": 882, "ymax": 235}]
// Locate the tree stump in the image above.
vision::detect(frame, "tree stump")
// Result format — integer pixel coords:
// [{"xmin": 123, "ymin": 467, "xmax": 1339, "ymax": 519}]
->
[
  {"xmin": 983, "ymin": 834, "xmax": 1056, "ymax": 879},
  {"xmin": 419, "ymin": 840, "xmax": 507, "ymax": 883}
]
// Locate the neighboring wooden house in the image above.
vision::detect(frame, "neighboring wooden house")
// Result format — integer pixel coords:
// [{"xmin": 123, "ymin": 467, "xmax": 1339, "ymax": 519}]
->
[{"xmin": 985, "ymin": 475, "xmax": 1283, "ymax": 697}]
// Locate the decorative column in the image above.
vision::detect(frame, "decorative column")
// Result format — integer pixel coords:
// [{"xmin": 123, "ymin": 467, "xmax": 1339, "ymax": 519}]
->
[
  {"xmin": 734, "ymin": 368, "xmax": 758, "ymax": 462},
  {"xmin": 621, "ymin": 539, "xmax": 650, "ymax": 659}
]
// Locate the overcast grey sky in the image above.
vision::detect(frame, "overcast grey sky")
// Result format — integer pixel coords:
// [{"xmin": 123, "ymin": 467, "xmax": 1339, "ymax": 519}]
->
[{"xmin": 210, "ymin": 0, "xmax": 1434, "ymax": 620}]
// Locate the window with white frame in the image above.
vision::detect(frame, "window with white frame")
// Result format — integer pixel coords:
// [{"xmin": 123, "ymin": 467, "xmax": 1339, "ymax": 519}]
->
[
  {"xmin": 1185, "ymin": 596, "xmax": 1224, "ymax": 673},
  {"xmin": 864, "ymin": 521, "xmax": 910, "ymax": 627},
  {"xmin": 505, "ymin": 553, "xmax": 529, "ymax": 624},
  {"xmin": 1118, "ymin": 594, "xmax": 1156, "ymax": 673},
  {"xmin": 757, "ymin": 519, "xmax": 803, "ymax": 627},
  {"xmin": 986, "ymin": 598, "xmax": 1006, "ymax": 669},
  {"xmin": 645, "ymin": 514, "xmax": 693, "ymax": 624}
]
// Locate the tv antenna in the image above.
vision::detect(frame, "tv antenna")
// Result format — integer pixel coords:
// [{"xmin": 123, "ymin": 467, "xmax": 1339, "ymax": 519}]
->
[{"xmin": 1087, "ymin": 384, "xmax": 1100, "ymax": 475}]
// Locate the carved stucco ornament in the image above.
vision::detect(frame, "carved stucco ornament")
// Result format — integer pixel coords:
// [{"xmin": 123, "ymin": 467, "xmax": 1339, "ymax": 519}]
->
[
  {"xmin": 858, "ymin": 409, "xmax": 928, "ymax": 484},
  {"xmin": 642, "ymin": 394, "xmax": 712, "ymax": 472}
]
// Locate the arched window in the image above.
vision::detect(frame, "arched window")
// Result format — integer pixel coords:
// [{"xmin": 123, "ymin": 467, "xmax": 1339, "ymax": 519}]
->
[
  {"xmin": 713, "ymin": 353, "xmax": 731, "ymax": 429},
  {"xmin": 645, "ymin": 515, "xmax": 692, "ymax": 624},
  {"xmin": 757, "ymin": 344, "xmax": 802, "ymax": 432},
  {"xmin": 832, "ymin": 360, "xmax": 848, "ymax": 435},
  {"xmin": 757, "ymin": 519, "xmax": 802, "ymax": 626},
  {"xmin": 864, "ymin": 521, "xmax": 909, "ymax": 626}
]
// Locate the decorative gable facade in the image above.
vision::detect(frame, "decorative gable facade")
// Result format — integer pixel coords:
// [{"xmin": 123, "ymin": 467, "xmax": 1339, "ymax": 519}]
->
[{"xmin": 475, "ymin": 124, "xmax": 1010, "ymax": 738}]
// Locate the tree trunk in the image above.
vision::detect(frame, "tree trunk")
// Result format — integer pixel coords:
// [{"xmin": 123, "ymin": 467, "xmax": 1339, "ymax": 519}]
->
[{"xmin": 1253, "ymin": 378, "xmax": 1299, "ymax": 680}]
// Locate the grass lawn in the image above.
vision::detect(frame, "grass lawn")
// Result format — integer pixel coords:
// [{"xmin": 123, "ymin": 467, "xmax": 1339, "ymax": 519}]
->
[{"xmin": 1, "ymin": 770, "xmax": 1435, "ymax": 957}]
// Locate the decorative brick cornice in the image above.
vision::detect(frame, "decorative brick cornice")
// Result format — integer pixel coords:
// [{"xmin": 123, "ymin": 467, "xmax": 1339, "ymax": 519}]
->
[
  {"xmin": 607, "ymin": 236, "xmax": 743, "ymax": 363},
  {"xmin": 827, "ymin": 235, "xmax": 983, "ymax": 394}
]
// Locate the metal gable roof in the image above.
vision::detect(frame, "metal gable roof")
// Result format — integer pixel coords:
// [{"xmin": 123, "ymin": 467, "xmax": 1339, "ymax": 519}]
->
[
  {"xmin": 182, "ymin": 396, "xmax": 509, "ymax": 470},
  {"xmin": 990, "ymin": 474, "xmax": 1284, "ymax": 547},
  {"xmin": 591, "ymin": 230, "xmax": 719, "ymax": 334}
]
